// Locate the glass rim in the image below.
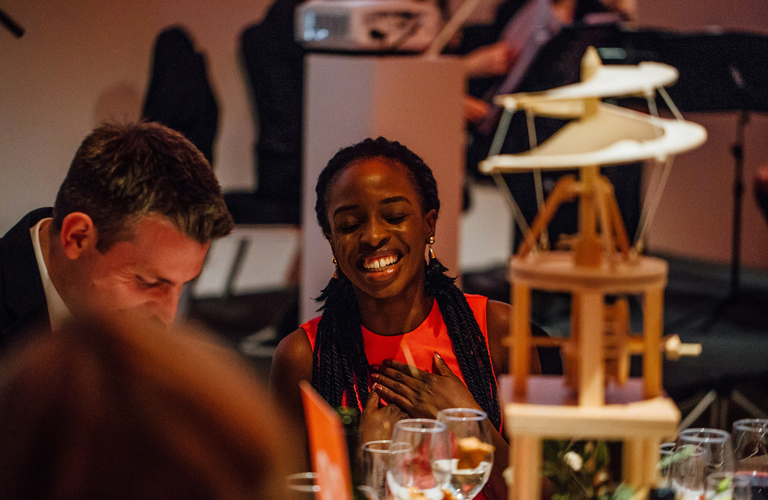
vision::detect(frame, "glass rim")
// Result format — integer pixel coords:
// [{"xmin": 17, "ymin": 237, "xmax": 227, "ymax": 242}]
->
[
  {"xmin": 706, "ymin": 472, "xmax": 750, "ymax": 486},
  {"xmin": 678, "ymin": 428, "xmax": 731, "ymax": 443},
  {"xmin": 659, "ymin": 442, "xmax": 677, "ymax": 455},
  {"xmin": 733, "ymin": 418, "xmax": 768, "ymax": 432},
  {"xmin": 286, "ymin": 472, "xmax": 320, "ymax": 493},
  {"xmin": 735, "ymin": 471, "xmax": 764, "ymax": 479},
  {"xmin": 361, "ymin": 440, "xmax": 392, "ymax": 453},
  {"xmin": 389, "ymin": 441, "xmax": 412, "ymax": 453},
  {"xmin": 437, "ymin": 408, "xmax": 488, "ymax": 421},
  {"xmin": 394, "ymin": 418, "xmax": 447, "ymax": 433}
]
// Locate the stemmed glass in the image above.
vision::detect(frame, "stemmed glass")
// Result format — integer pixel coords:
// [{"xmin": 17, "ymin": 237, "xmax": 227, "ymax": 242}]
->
[
  {"xmin": 705, "ymin": 473, "xmax": 752, "ymax": 500},
  {"xmin": 359, "ymin": 440, "xmax": 397, "ymax": 500},
  {"xmin": 387, "ymin": 419, "xmax": 451, "ymax": 500},
  {"xmin": 670, "ymin": 444, "xmax": 707, "ymax": 500},
  {"xmin": 286, "ymin": 472, "xmax": 321, "ymax": 500},
  {"xmin": 659, "ymin": 442, "xmax": 677, "ymax": 491},
  {"xmin": 678, "ymin": 428, "xmax": 736, "ymax": 476},
  {"xmin": 733, "ymin": 419, "xmax": 768, "ymax": 500},
  {"xmin": 436, "ymin": 408, "xmax": 494, "ymax": 500}
]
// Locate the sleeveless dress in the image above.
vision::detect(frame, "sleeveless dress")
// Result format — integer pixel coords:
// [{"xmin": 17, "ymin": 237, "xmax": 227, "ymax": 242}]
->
[{"xmin": 301, "ymin": 294, "xmax": 497, "ymax": 500}]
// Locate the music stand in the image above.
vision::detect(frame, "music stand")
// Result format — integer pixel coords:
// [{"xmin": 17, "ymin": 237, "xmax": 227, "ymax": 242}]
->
[
  {"xmin": 617, "ymin": 30, "xmax": 768, "ymax": 429},
  {"xmin": 643, "ymin": 31, "xmax": 768, "ymax": 333}
]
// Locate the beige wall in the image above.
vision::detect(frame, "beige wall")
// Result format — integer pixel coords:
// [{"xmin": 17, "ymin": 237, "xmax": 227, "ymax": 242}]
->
[
  {"xmin": 1, "ymin": 0, "xmax": 767, "ymax": 269},
  {"xmin": 0, "ymin": 0, "xmax": 271, "ymax": 234}
]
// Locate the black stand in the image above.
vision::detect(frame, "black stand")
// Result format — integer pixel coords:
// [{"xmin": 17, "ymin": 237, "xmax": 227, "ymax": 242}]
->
[
  {"xmin": 730, "ymin": 111, "xmax": 749, "ymax": 300},
  {"xmin": 665, "ymin": 110, "xmax": 768, "ymax": 334},
  {"xmin": 694, "ymin": 111, "xmax": 768, "ymax": 332},
  {"xmin": 626, "ymin": 30, "xmax": 768, "ymax": 334},
  {"xmin": 666, "ymin": 110, "xmax": 768, "ymax": 428},
  {"xmin": 602, "ymin": 30, "xmax": 768, "ymax": 429}
]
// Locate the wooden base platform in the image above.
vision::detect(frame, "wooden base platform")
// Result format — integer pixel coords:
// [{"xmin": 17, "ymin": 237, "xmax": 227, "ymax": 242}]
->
[{"xmin": 500, "ymin": 375, "xmax": 680, "ymax": 500}]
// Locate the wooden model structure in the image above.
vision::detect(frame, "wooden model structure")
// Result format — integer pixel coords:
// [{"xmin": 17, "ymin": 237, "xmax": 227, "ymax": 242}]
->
[{"xmin": 479, "ymin": 48, "xmax": 706, "ymax": 499}]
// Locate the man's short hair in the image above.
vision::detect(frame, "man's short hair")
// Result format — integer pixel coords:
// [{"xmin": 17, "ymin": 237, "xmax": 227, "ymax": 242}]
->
[{"xmin": 52, "ymin": 121, "xmax": 234, "ymax": 252}]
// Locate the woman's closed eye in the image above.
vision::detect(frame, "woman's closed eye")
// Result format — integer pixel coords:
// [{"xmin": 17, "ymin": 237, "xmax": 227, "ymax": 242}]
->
[
  {"xmin": 385, "ymin": 214, "xmax": 408, "ymax": 225},
  {"xmin": 334, "ymin": 215, "xmax": 362, "ymax": 233}
]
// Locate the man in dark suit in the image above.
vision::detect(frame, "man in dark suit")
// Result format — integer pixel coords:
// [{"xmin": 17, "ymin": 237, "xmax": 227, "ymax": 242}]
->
[{"xmin": 0, "ymin": 122, "xmax": 234, "ymax": 351}]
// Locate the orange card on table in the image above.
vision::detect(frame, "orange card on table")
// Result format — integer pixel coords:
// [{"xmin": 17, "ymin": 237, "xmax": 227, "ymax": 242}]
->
[{"xmin": 300, "ymin": 380, "xmax": 353, "ymax": 500}]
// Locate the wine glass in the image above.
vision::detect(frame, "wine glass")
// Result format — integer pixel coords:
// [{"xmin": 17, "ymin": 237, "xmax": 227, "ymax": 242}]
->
[
  {"xmin": 705, "ymin": 472, "xmax": 752, "ymax": 500},
  {"xmin": 659, "ymin": 442, "xmax": 677, "ymax": 491},
  {"xmin": 286, "ymin": 472, "xmax": 321, "ymax": 500},
  {"xmin": 733, "ymin": 419, "xmax": 768, "ymax": 500},
  {"xmin": 678, "ymin": 428, "xmax": 736, "ymax": 476},
  {"xmin": 436, "ymin": 408, "xmax": 494, "ymax": 500},
  {"xmin": 387, "ymin": 419, "xmax": 451, "ymax": 500},
  {"xmin": 671, "ymin": 444, "xmax": 707, "ymax": 500},
  {"xmin": 359, "ymin": 440, "xmax": 394, "ymax": 500}
]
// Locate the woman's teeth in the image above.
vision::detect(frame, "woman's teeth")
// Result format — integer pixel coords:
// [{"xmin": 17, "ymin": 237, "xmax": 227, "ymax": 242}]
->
[{"xmin": 363, "ymin": 255, "xmax": 399, "ymax": 270}]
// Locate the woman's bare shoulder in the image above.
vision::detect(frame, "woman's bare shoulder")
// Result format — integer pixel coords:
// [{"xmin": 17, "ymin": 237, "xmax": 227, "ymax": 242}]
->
[
  {"xmin": 268, "ymin": 328, "xmax": 314, "ymax": 394},
  {"xmin": 274, "ymin": 328, "xmax": 313, "ymax": 363},
  {"xmin": 486, "ymin": 299, "xmax": 511, "ymax": 331},
  {"xmin": 483, "ymin": 300, "xmax": 510, "ymax": 374}
]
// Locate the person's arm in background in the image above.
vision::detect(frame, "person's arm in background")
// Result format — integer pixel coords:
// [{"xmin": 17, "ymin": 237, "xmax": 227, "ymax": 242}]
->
[
  {"xmin": 464, "ymin": 41, "xmax": 515, "ymax": 79},
  {"xmin": 462, "ymin": 42, "xmax": 515, "ymax": 124}
]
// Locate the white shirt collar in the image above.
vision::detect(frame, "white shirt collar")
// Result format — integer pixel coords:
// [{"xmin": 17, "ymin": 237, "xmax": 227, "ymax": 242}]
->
[{"xmin": 30, "ymin": 218, "xmax": 73, "ymax": 331}]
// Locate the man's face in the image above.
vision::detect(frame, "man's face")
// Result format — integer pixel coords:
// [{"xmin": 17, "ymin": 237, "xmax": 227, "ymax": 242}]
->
[{"xmin": 72, "ymin": 215, "xmax": 210, "ymax": 324}]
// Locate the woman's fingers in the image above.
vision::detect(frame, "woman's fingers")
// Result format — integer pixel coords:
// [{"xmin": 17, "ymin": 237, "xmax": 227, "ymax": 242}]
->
[
  {"xmin": 359, "ymin": 391, "xmax": 406, "ymax": 443},
  {"xmin": 372, "ymin": 379, "xmax": 415, "ymax": 413},
  {"xmin": 432, "ymin": 351, "xmax": 457, "ymax": 377},
  {"xmin": 364, "ymin": 389, "xmax": 380, "ymax": 412}
]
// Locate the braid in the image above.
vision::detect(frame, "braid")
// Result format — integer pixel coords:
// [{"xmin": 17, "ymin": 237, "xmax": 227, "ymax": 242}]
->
[
  {"xmin": 312, "ymin": 271, "xmax": 370, "ymax": 410},
  {"xmin": 425, "ymin": 258, "xmax": 503, "ymax": 431}
]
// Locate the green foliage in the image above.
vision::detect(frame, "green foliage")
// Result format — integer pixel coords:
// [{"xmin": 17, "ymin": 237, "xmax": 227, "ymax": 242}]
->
[
  {"xmin": 716, "ymin": 476, "xmax": 732, "ymax": 494},
  {"xmin": 657, "ymin": 443, "xmax": 696, "ymax": 470},
  {"xmin": 542, "ymin": 440, "xmax": 633, "ymax": 500}
]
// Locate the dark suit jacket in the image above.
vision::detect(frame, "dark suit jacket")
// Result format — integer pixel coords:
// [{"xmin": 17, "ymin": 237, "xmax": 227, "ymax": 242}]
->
[{"xmin": 0, "ymin": 208, "xmax": 53, "ymax": 350}]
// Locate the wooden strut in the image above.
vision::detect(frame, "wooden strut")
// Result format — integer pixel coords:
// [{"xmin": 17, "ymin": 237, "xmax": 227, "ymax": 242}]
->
[{"xmin": 516, "ymin": 171, "xmax": 631, "ymax": 263}]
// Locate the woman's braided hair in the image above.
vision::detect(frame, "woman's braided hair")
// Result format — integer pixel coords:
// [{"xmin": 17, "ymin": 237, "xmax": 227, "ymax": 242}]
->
[{"xmin": 313, "ymin": 137, "xmax": 502, "ymax": 430}]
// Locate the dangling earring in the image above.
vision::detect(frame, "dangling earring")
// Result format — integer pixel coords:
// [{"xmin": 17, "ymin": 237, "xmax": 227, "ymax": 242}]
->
[
  {"xmin": 332, "ymin": 257, "xmax": 339, "ymax": 279},
  {"xmin": 427, "ymin": 236, "xmax": 436, "ymax": 262}
]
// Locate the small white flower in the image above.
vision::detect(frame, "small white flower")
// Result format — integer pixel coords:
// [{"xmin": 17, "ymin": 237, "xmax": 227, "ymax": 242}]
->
[
  {"xmin": 594, "ymin": 470, "xmax": 609, "ymax": 485},
  {"xmin": 503, "ymin": 467, "xmax": 514, "ymax": 485},
  {"xmin": 563, "ymin": 451, "xmax": 583, "ymax": 472}
]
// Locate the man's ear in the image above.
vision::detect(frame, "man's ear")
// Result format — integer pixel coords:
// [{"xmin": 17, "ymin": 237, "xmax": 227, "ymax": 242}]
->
[{"xmin": 59, "ymin": 212, "xmax": 97, "ymax": 260}]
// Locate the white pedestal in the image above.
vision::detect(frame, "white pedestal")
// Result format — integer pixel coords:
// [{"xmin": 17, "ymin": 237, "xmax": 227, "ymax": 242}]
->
[{"xmin": 300, "ymin": 54, "xmax": 465, "ymax": 323}]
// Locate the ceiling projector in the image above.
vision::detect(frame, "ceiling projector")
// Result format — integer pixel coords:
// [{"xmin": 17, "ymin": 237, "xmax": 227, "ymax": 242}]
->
[{"xmin": 295, "ymin": 0, "xmax": 442, "ymax": 52}]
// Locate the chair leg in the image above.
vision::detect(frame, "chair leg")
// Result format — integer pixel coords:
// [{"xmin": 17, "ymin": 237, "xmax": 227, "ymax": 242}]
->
[
  {"xmin": 678, "ymin": 389, "xmax": 717, "ymax": 431},
  {"xmin": 731, "ymin": 390, "xmax": 768, "ymax": 418},
  {"xmin": 225, "ymin": 238, "xmax": 250, "ymax": 298}
]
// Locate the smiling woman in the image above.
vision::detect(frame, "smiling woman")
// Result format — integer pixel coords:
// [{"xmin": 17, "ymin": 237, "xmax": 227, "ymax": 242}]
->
[{"xmin": 269, "ymin": 137, "xmax": 544, "ymax": 500}]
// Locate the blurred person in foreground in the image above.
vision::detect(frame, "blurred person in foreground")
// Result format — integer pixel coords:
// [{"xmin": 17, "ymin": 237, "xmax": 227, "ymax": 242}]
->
[
  {"xmin": 0, "ymin": 121, "xmax": 234, "ymax": 351},
  {"xmin": 0, "ymin": 312, "xmax": 300, "ymax": 500}
]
